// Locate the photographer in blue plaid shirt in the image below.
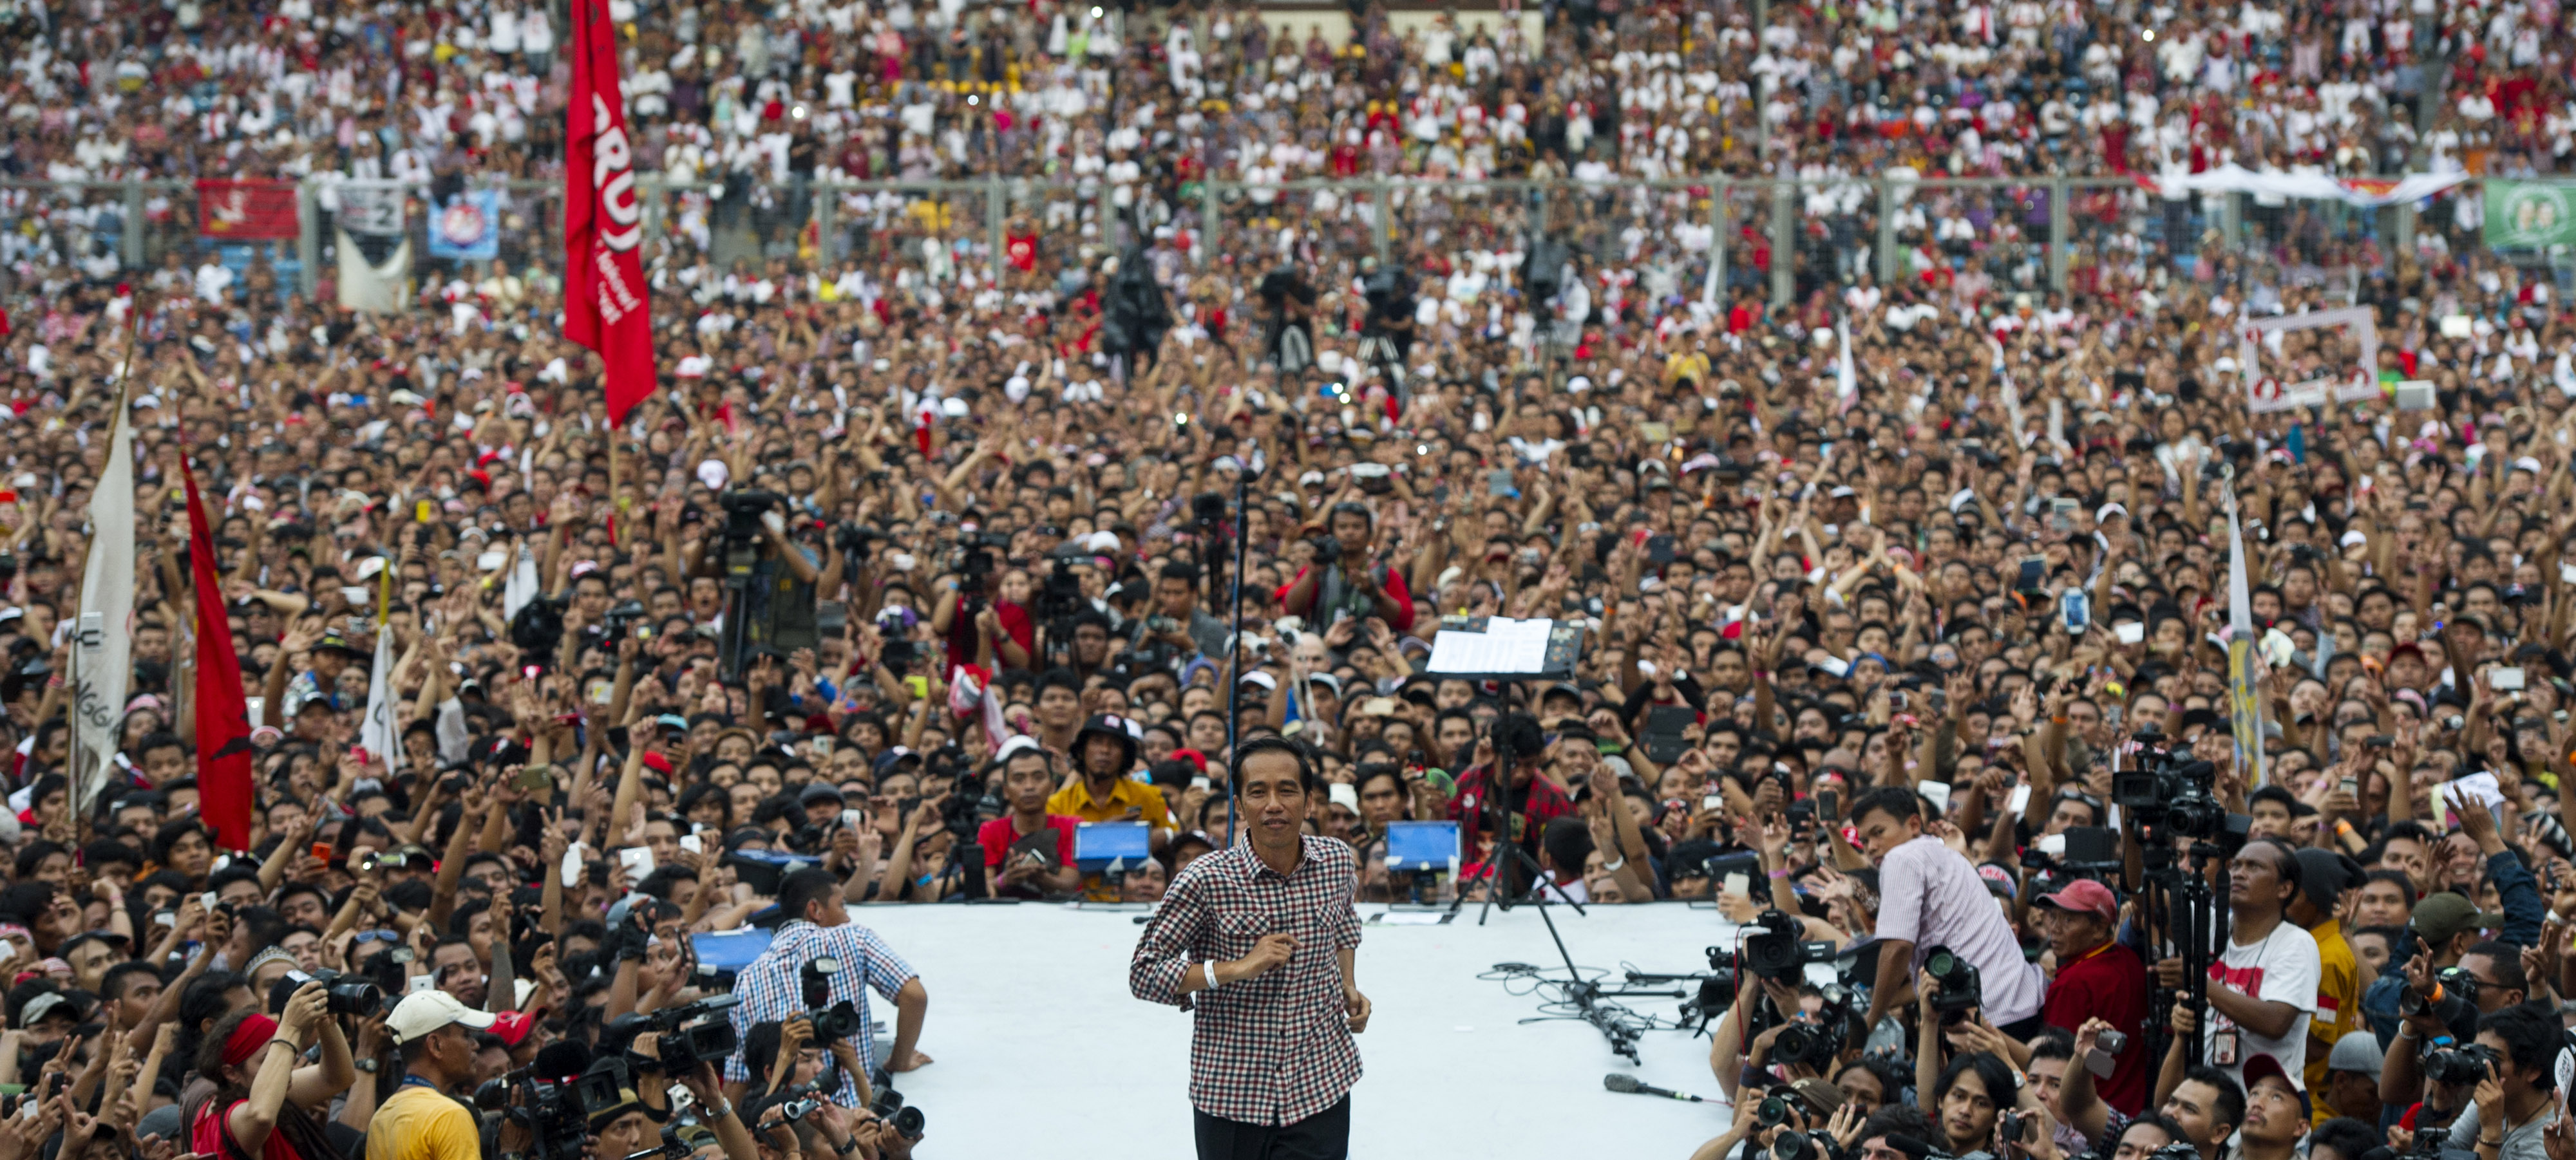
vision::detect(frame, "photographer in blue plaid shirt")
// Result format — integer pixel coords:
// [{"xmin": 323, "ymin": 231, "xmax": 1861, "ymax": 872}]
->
[
  {"xmin": 1132, "ymin": 737, "xmax": 1372, "ymax": 1160},
  {"xmin": 727, "ymin": 866, "xmax": 933, "ymax": 1105}
]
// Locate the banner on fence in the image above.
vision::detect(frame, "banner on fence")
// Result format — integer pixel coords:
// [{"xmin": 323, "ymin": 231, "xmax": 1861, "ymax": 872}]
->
[
  {"xmin": 2483, "ymin": 182, "xmax": 2576, "ymax": 249},
  {"xmin": 427, "ymin": 190, "xmax": 500, "ymax": 261},
  {"xmin": 2240, "ymin": 306, "xmax": 2383, "ymax": 413},
  {"xmin": 2134, "ymin": 165, "xmax": 2469, "ymax": 207},
  {"xmin": 337, "ymin": 184, "xmax": 407, "ymax": 237},
  {"xmin": 194, "ymin": 180, "xmax": 298, "ymax": 239},
  {"xmin": 336, "ymin": 229, "xmax": 410, "ymax": 313}
]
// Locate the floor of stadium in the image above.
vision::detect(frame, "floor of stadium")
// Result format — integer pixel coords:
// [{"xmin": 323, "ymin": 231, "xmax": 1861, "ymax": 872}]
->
[{"xmin": 855, "ymin": 901, "xmax": 1743, "ymax": 1155}]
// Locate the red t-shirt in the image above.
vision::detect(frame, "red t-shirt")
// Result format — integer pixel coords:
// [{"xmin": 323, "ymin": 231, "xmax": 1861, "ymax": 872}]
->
[
  {"xmin": 2040, "ymin": 938, "xmax": 2152, "ymax": 1115},
  {"xmin": 1274, "ymin": 563, "xmax": 1415, "ymax": 632},
  {"xmin": 978, "ymin": 814, "xmax": 1077, "ymax": 868},
  {"xmin": 194, "ymin": 1098, "xmax": 310, "ymax": 1160}
]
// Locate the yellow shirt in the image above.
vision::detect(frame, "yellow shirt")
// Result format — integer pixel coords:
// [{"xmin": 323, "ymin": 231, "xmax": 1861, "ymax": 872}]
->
[
  {"xmin": 2305, "ymin": 917, "xmax": 2363, "ymax": 1125},
  {"xmin": 1046, "ymin": 776, "xmax": 1176, "ymax": 829},
  {"xmin": 366, "ymin": 1085, "xmax": 482, "ymax": 1160}
]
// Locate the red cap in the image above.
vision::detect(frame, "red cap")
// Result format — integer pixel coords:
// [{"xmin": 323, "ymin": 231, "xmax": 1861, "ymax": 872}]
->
[
  {"xmin": 640, "ymin": 752, "xmax": 673, "ymax": 776},
  {"xmin": 1168, "ymin": 749, "xmax": 1208, "ymax": 773},
  {"xmin": 2033, "ymin": 877, "xmax": 2118, "ymax": 922},
  {"xmin": 489, "ymin": 1009, "xmax": 535, "ymax": 1048}
]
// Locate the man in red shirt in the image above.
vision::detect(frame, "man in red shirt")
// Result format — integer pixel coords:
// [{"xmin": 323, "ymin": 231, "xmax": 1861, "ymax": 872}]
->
[
  {"xmin": 2037, "ymin": 878, "xmax": 2150, "ymax": 1114},
  {"xmin": 1277, "ymin": 502, "xmax": 1414, "ymax": 632},
  {"xmin": 976, "ymin": 740, "xmax": 1083, "ymax": 899}
]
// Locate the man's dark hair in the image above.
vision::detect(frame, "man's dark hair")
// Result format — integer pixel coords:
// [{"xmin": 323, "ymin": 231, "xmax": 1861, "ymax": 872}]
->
[
  {"xmin": 1036, "ymin": 668, "xmax": 1083, "ymax": 697},
  {"xmin": 100, "ymin": 961, "xmax": 160, "ymax": 1004},
  {"xmin": 2120, "ymin": 1114, "xmax": 2194, "ymax": 1154},
  {"xmin": 2358, "ymin": 869, "xmax": 2417, "ymax": 907},
  {"xmin": 2463, "ymin": 940, "xmax": 2530, "ymax": 998},
  {"xmin": 1932, "ymin": 1053, "xmax": 2018, "ymax": 1129},
  {"xmin": 2479, "ymin": 1001, "xmax": 2560, "ymax": 1089},
  {"xmin": 1539, "ymin": 817, "xmax": 1593, "ymax": 877},
  {"xmin": 137, "ymin": 731, "xmax": 187, "ymax": 762},
  {"xmin": 9, "ymin": 841, "xmax": 65, "ymax": 881},
  {"xmin": 1228, "ymin": 736, "xmax": 1321, "ymax": 796},
  {"xmin": 777, "ymin": 867, "xmax": 842, "ymax": 925},
  {"xmin": 1159, "ymin": 562, "xmax": 1200, "ymax": 585},
  {"xmin": 1848, "ymin": 786, "xmax": 1921, "ymax": 829},
  {"xmin": 2310, "ymin": 1118, "xmax": 2380, "ymax": 1160},
  {"xmin": 2025, "ymin": 1027, "xmax": 2074, "ymax": 1063},
  {"xmin": 2179, "ymin": 1065, "xmax": 2246, "ymax": 1135},
  {"xmin": 1858, "ymin": 1105, "xmax": 1938, "ymax": 1150}
]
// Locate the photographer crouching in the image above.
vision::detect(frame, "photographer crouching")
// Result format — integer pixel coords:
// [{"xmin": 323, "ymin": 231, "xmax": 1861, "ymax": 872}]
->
[{"xmin": 724, "ymin": 868, "xmax": 931, "ymax": 1119}]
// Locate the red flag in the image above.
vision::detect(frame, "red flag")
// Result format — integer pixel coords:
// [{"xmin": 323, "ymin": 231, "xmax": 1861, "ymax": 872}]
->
[
  {"xmin": 180, "ymin": 455, "xmax": 254, "ymax": 852},
  {"xmin": 564, "ymin": 0, "xmax": 656, "ymax": 426},
  {"xmin": 193, "ymin": 180, "xmax": 299, "ymax": 239}
]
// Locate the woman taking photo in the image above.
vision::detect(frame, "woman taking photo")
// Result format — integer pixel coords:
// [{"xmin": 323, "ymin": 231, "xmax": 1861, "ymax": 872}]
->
[{"xmin": 187, "ymin": 981, "xmax": 358, "ymax": 1160}]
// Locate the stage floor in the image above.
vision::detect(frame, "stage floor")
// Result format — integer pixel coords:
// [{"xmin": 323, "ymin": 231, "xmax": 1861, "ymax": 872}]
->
[{"xmin": 856, "ymin": 901, "xmax": 1744, "ymax": 1156}]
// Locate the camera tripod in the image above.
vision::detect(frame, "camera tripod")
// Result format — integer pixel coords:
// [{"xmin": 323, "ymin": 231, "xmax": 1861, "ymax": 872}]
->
[{"xmin": 2140, "ymin": 829, "xmax": 2232, "ymax": 1071}]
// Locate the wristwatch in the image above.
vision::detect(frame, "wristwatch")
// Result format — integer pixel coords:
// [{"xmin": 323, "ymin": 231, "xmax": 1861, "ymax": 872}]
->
[{"xmin": 355, "ymin": 1058, "xmax": 380, "ymax": 1074}]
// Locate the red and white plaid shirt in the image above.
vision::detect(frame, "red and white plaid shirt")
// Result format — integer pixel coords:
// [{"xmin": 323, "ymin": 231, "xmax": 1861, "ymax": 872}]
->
[{"xmin": 1130, "ymin": 834, "xmax": 1364, "ymax": 1126}]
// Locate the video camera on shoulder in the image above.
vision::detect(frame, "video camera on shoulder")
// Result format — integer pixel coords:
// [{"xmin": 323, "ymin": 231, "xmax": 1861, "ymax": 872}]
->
[
  {"xmin": 2110, "ymin": 725, "xmax": 2238, "ymax": 844},
  {"xmin": 645, "ymin": 993, "xmax": 742, "ymax": 1073}
]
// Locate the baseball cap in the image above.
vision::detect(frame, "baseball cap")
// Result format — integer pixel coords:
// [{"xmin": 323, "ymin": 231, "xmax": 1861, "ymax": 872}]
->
[
  {"xmin": 2412, "ymin": 892, "xmax": 2507, "ymax": 946},
  {"xmin": 2326, "ymin": 1031, "xmax": 2382, "ymax": 1079},
  {"xmin": 2242, "ymin": 1052, "xmax": 2309, "ymax": 1119},
  {"xmin": 388, "ymin": 989, "xmax": 498, "ymax": 1045},
  {"xmin": 2032, "ymin": 879, "xmax": 2118, "ymax": 922}
]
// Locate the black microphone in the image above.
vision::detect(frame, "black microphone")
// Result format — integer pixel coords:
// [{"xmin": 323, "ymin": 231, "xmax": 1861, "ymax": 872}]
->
[
  {"xmin": 533, "ymin": 1040, "xmax": 593, "ymax": 1081},
  {"xmin": 1888, "ymin": 1135, "xmax": 1942, "ymax": 1158},
  {"xmin": 1603, "ymin": 1074, "xmax": 1707, "ymax": 1102}
]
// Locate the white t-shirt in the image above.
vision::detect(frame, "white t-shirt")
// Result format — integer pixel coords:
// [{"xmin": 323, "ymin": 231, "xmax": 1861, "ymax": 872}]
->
[{"xmin": 2206, "ymin": 919, "xmax": 2322, "ymax": 1091}]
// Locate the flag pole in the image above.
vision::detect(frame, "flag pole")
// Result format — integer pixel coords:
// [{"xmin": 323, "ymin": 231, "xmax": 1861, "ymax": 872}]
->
[{"xmin": 607, "ymin": 409, "xmax": 622, "ymax": 547}]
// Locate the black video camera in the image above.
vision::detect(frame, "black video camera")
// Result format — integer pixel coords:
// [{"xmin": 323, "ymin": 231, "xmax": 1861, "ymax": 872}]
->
[
  {"xmin": 1743, "ymin": 909, "xmax": 1835, "ymax": 980},
  {"xmin": 719, "ymin": 489, "xmax": 785, "ymax": 542},
  {"xmin": 2112, "ymin": 726, "xmax": 2239, "ymax": 843},
  {"xmin": 645, "ymin": 993, "xmax": 742, "ymax": 1073},
  {"xmin": 601, "ymin": 599, "xmax": 646, "ymax": 642}
]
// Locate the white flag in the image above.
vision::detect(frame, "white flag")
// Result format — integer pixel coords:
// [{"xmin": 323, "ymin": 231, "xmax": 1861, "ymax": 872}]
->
[
  {"xmin": 503, "ymin": 541, "xmax": 541, "ymax": 621},
  {"xmin": 358, "ymin": 621, "xmax": 403, "ymax": 777},
  {"xmin": 72, "ymin": 411, "xmax": 135, "ymax": 810},
  {"xmin": 1836, "ymin": 319, "xmax": 1858, "ymax": 413}
]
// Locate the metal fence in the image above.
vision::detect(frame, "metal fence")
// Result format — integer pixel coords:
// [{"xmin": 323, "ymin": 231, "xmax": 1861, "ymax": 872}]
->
[{"xmin": 0, "ymin": 174, "xmax": 2524, "ymax": 312}]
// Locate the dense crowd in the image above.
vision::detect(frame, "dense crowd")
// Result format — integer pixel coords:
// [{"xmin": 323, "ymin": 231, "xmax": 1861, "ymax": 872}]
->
[{"xmin": 0, "ymin": 0, "xmax": 2567, "ymax": 1159}]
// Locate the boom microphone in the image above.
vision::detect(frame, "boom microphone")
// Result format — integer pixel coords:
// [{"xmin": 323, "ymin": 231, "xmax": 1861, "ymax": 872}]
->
[
  {"xmin": 533, "ymin": 1040, "xmax": 593, "ymax": 1081},
  {"xmin": 1603, "ymin": 1074, "xmax": 1707, "ymax": 1102}
]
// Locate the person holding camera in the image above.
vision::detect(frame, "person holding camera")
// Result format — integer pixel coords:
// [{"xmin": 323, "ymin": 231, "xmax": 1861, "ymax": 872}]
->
[
  {"xmin": 726, "ymin": 867, "xmax": 930, "ymax": 1105},
  {"xmin": 1130, "ymin": 563, "xmax": 1227, "ymax": 674},
  {"xmin": 2441, "ymin": 1002, "xmax": 2562, "ymax": 1160},
  {"xmin": 1850, "ymin": 787, "xmax": 2045, "ymax": 1038},
  {"xmin": 978, "ymin": 740, "xmax": 1084, "ymax": 900},
  {"xmin": 2154, "ymin": 837, "xmax": 2320, "ymax": 1096},
  {"xmin": 191, "ymin": 981, "xmax": 356, "ymax": 1160},
  {"xmin": 1277, "ymin": 503, "xmax": 1414, "ymax": 635},
  {"xmin": 2036, "ymin": 879, "xmax": 2149, "ymax": 1114},
  {"xmin": 365, "ymin": 991, "xmax": 491, "ymax": 1160}
]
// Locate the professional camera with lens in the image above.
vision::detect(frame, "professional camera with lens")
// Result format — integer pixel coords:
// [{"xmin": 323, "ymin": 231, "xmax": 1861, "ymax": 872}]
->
[
  {"xmin": 802, "ymin": 957, "xmax": 867, "ymax": 1040},
  {"xmin": 720, "ymin": 489, "xmax": 785, "ymax": 541},
  {"xmin": 601, "ymin": 599, "xmax": 647, "ymax": 642},
  {"xmin": 1744, "ymin": 909, "xmax": 1836, "ymax": 980},
  {"xmin": 1924, "ymin": 945, "xmax": 1984, "ymax": 1018},
  {"xmin": 285, "ymin": 968, "xmax": 384, "ymax": 1016},
  {"xmin": 2420, "ymin": 1042, "xmax": 2502, "ymax": 1085},
  {"xmin": 834, "ymin": 523, "xmax": 885, "ymax": 561},
  {"xmin": 868, "ymin": 1085, "xmax": 927, "ymax": 1142},
  {"xmin": 1769, "ymin": 983, "xmax": 1859, "ymax": 1070},
  {"xmin": 2112, "ymin": 727, "xmax": 2232, "ymax": 841},
  {"xmin": 646, "ymin": 993, "xmax": 742, "ymax": 1073},
  {"xmin": 1309, "ymin": 534, "xmax": 1343, "ymax": 563}
]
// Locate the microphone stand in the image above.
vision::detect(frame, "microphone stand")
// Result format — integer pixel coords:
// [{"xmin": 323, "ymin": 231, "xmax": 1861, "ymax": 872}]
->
[{"xmin": 1221, "ymin": 453, "xmax": 1253, "ymax": 843}]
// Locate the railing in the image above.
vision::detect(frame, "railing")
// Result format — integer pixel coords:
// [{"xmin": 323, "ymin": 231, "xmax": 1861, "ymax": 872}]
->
[{"xmin": 0, "ymin": 174, "xmax": 2533, "ymax": 311}]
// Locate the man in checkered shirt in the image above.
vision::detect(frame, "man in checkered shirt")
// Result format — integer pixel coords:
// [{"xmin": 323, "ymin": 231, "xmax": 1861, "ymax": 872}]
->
[
  {"xmin": 1131, "ymin": 736, "xmax": 1373, "ymax": 1160},
  {"xmin": 726, "ymin": 866, "xmax": 932, "ymax": 1104}
]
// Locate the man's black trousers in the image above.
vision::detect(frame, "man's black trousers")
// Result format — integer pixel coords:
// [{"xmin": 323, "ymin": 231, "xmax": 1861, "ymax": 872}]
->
[{"xmin": 1193, "ymin": 1095, "xmax": 1350, "ymax": 1160}]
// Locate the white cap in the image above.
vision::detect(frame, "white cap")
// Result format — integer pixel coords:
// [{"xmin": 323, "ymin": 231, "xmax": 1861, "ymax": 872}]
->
[
  {"xmin": 1239, "ymin": 671, "xmax": 1278, "ymax": 691},
  {"xmin": 696, "ymin": 459, "xmax": 730, "ymax": 492},
  {"xmin": 994, "ymin": 734, "xmax": 1045, "ymax": 763},
  {"xmin": 388, "ymin": 990, "xmax": 498, "ymax": 1045}
]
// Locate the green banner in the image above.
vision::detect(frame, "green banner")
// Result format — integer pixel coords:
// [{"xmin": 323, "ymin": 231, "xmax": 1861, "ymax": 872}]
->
[{"xmin": 2485, "ymin": 182, "xmax": 2576, "ymax": 248}]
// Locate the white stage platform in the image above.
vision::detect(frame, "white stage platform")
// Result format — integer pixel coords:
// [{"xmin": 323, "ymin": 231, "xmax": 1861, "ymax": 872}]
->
[{"xmin": 856, "ymin": 902, "xmax": 1745, "ymax": 1157}]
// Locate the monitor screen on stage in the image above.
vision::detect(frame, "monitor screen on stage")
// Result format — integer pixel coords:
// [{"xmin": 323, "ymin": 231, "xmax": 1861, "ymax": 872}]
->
[
  {"xmin": 1074, "ymin": 821, "xmax": 1153, "ymax": 863},
  {"xmin": 1385, "ymin": 821, "xmax": 1460, "ymax": 870}
]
